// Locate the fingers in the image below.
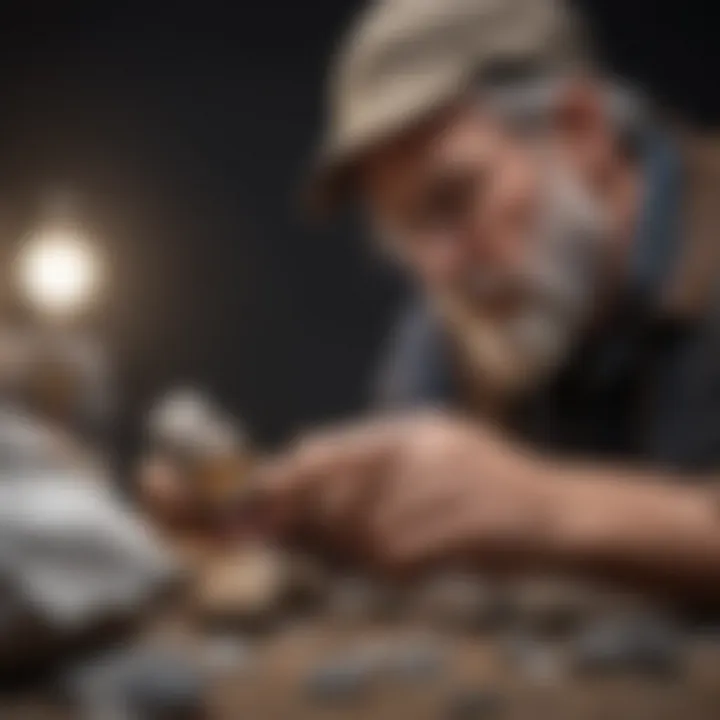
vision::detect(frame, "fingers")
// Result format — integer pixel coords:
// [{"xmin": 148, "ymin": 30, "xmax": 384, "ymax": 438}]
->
[
  {"xmin": 252, "ymin": 411, "xmax": 450, "ymax": 502},
  {"xmin": 242, "ymin": 412, "xmax": 486, "ymax": 574},
  {"xmin": 372, "ymin": 485, "xmax": 460, "ymax": 553},
  {"xmin": 378, "ymin": 503, "xmax": 490, "ymax": 575},
  {"xmin": 249, "ymin": 419, "xmax": 400, "ymax": 541},
  {"xmin": 137, "ymin": 456, "xmax": 194, "ymax": 526}
]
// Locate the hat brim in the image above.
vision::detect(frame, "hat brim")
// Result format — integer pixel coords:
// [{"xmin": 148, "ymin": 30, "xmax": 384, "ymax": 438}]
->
[{"xmin": 302, "ymin": 65, "xmax": 472, "ymax": 220}]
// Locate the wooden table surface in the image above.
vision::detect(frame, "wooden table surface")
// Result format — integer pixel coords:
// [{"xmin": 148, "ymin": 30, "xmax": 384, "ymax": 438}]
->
[{"xmin": 4, "ymin": 612, "xmax": 720, "ymax": 720}]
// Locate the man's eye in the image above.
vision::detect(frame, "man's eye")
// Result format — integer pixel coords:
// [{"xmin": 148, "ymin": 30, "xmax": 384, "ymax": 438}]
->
[{"xmin": 414, "ymin": 174, "xmax": 478, "ymax": 233}]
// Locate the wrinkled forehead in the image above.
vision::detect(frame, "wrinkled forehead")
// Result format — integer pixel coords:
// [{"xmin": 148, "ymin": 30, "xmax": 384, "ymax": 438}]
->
[{"xmin": 357, "ymin": 101, "xmax": 505, "ymax": 216}]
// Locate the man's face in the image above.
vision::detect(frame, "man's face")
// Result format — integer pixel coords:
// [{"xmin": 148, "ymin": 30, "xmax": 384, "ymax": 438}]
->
[{"xmin": 360, "ymin": 98, "xmax": 611, "ymax": 399}]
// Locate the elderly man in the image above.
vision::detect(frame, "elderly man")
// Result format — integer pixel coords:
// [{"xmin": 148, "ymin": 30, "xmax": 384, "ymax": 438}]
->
[
  {"xmin": 251, "ymin": 0, "xmax": 720, "ymax": 600},
  {"xmin": 141, "ymin": 0, "xmax": 720, "ymax": 600}
]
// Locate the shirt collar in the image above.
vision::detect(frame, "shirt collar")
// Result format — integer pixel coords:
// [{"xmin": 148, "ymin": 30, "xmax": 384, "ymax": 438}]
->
[{"xmin": 629, "ymin": 127, "xmax": 683, "ymax": 309}]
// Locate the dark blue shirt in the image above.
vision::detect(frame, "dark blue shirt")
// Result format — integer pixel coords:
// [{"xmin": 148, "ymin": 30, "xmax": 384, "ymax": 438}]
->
[{"xmin": 374, "ymin": 132, "xmax": 720, "ymax": 471}]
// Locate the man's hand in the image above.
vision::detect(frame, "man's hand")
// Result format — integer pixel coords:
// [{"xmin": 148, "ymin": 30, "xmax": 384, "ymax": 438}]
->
[
  {"xmin": 256, "ymin": 412, "xmax": 558, "ymax": 573},
  {"xmin": 139, "ymin": 411, "xmax": 720, "ymax": 598}
]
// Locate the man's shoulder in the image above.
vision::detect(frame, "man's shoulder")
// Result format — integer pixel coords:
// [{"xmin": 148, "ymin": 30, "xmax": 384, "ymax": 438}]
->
[
  {"xmin": 644, "ymin": 282, "xmax": 720, "ymax": 469},
  {"xmin": 664, "ymin": 127, "xmax": 720, "ymax": 317}
]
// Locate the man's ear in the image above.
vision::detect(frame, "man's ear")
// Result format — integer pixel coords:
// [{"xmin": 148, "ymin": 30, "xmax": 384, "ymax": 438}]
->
[{"xmin": 553, "ymin": 79, "xmax": 614, "ymax": 186}]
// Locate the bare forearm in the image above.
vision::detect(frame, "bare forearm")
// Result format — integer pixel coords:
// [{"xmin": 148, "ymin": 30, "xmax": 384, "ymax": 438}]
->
[{"xmin": 539, "ymin": 463, "xmax": 720, "ymax": 600}]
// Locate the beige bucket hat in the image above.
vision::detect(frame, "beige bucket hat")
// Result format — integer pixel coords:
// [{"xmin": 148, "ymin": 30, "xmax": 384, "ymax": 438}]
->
[{"xmin": 306, "ymin": 0, "xmax": 589, "ymax": 215}]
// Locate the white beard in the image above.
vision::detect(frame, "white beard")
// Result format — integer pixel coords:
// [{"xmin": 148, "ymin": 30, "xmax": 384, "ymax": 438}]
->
[{"xmin": 436, "ymin": 165, "xmax": 609, "ymax": 405}]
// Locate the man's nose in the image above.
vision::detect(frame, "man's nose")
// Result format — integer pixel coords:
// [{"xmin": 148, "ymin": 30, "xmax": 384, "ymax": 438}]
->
[
  {"xmin": 428, "ymin": 231, "xmax": 474, "ymax": 280},
  {"xmin": 464, "ymin": 222, "xmax": 525, "ymax": 275}
]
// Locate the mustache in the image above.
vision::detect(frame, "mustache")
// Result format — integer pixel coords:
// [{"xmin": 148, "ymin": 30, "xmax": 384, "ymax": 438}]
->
[{"xmin": 454, "ymin": 266, "xmax": 573, "ymax": 314}]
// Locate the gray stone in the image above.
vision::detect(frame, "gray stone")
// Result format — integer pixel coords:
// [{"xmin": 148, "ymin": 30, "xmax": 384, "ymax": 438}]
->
[
  {"xmin": 447, "ymin": 688, "xmax": 504, "ymax": 719},
  {"xmin": 200, "ymin": 634, "xmax": 253, "ymax": 673},
  {"xmin": 125, "ymin": 665, "xmax": 205, "ymax": 718},
  {"xmin": 328, "ymin": 576, "xmax": 401, "ymax": 623},
  {"xmin": 503, "ymin": 634, "xmax": 563, "ymax": 684},
  {"xmin": 416, "ymin": 574, "xmax": 506, "ymax": 632},
  {"xmin": 509, "ymin": 578, "xmax": 600, "ymax": 636},
  {"xmin": 304, "ymin": 659, "xmax": 373, "ymax": 703},
  {"xmin": 573, "ymin": 613, "xmax": 683, "ymax": 677},
  {"xmin": 389, "ymin": 640, "xmax": 445, "ymax": 681},
  {"xmin": 67, "ymin": 646, "xmax": 207, "ymax": 719},
  {"xmin": 0, "ymin": 408, "xmax": 178, "ymax": 673}
]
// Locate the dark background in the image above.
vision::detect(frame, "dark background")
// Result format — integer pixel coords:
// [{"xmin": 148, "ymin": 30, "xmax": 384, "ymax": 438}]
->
[{"xmin": 0, "ymin": 1, "xmax": 716, "ymax": 455}]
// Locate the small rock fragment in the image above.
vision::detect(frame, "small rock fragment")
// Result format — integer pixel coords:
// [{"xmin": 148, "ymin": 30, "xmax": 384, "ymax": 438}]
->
[
  {"xmin": 67, "ymin": 646, "xmax": 207, "ymax": 720},
  {"xmin": 195, "ymin": 544, "xmax": 289, "ymax": 631},
  {"xmin": 284, "ymin": 553, "xmax": 328, "ymax": 612},
  {"xmin": 389, "ymin": 639, "xmax": 445, "ymax": 681},
  {"xmin": 510, "ymin": 578, "xmax": 599, "ymax": 636},
  {"xmin": 328, "ymin": 576, "xmax": 400, "ymax": 623},
  {"xmin": 447, "ymin": 688, "xmax": 504, "ymax": 719},
  {"xmin": 304, "ymin": 658, "xmax": 373, "ymax": 703},
  {"xmin": 123, "ymin": 663, "xmax": 206, "ymax": 718},
  {"xmin": 573, "ymin": 612, "xmax": 683, "ymax": 677},
  {"xmin": 201, "ymin": 634, "xmax": 253, "ymax": 673},
  {"xmin": 503, "ymin": 634, "xmax": 564, "ymax": 685},
  {"xmin": 415, "ymin": 574, "xmax": 505, "ymax": 632}
]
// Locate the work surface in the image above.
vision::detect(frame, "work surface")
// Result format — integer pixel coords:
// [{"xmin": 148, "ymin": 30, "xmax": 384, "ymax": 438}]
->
[
  {"xmin": 204, "ymin": 620, "xmax": 720, "ymax": 720},
  {"xmin": 4, "ymin": 604, "xmax": 720, "ymax": 719},
  {"xmin": 2, "ymin": 545, "xmax": 719, "ymax": 719}
]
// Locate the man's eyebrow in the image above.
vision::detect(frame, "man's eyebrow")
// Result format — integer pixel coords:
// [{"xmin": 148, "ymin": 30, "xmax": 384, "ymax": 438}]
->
[{"xmin": 428, "ymin": 160, "xmax": 489, "ymax": 196}]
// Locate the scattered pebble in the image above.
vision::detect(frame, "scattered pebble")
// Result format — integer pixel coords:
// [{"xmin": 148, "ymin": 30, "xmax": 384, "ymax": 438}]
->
[
  {"xmin": 201, "ymin": 634, "xmax": 253, "ymax": 673},
  {"xmin": 304, "ymin": 658, "xmax": 373, "ymax": 703},
  {"xmin": 389, "ymin": 639, "xmax": 445, "ymax": 681},
  {"xmin": 416, "ymin": 574, "xmax": 506, "ymax": 633},
  {"xmin": 503, "ymin": 634, "xmax": 564, "ymax": 685},
  {"xmin": 573, "ymin": 613, "xmax": 683, "ymax": 677},
  {"xmin": 67, "ymin": 646, "xmax": 207, "ymax": 719},
  {"xmin": 328, "ymin": 576, "xmax": 400, "ymax": 623},
  {"xmin": 195, "ymin": 544, "xmax": 287, "ymax": 632},
  {"xmin": 509, "ymin": 577, "xmax": 598, "ymax": 636},
  {"xmin": 123, "ymin": 662, "xmax": 206, "ymax": 718},
  {"xmin": 446, "ymin": 688, "xmax": 504, "ymax": 719}
]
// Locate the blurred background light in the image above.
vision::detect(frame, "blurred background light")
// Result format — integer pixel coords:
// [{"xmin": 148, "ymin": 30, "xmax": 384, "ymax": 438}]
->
[{"xmin": 16, "ymin": 227, "xmax": 103, "ymax": 318}]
